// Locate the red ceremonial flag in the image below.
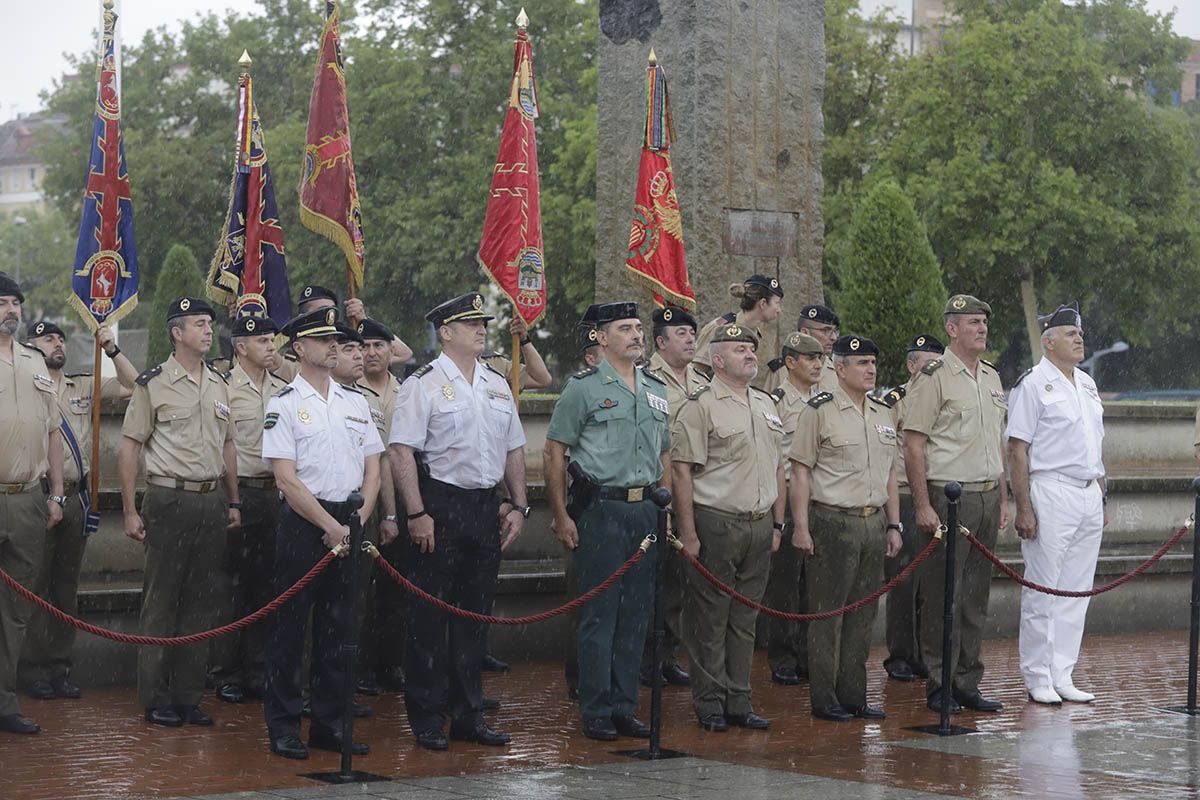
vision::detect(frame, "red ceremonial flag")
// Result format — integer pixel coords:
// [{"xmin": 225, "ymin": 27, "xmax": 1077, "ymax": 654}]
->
[
  {"xmin": 477, "ymin": 9, "xmax": 546, "ymax": 327},
  {"xmin": 299, "ymin": 0, "xmax": 365, "ymax": 291},
  {"xmin": 625, "ymin": 50, "xmax": 694, "ymax": 311}
]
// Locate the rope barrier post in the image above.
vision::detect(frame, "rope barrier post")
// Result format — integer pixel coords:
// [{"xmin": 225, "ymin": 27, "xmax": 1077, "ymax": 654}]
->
[{"xmin": 1169, "ymin": 477, "xmax": 1200, "ymax": 716}]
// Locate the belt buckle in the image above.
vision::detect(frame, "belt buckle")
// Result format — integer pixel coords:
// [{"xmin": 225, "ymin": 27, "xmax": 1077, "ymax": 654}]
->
[
  {"xmin": 627, "ymin": 487, "xmax": 644, "ymax": 503},
  {"xmin": 4, "ymin": 484, "xmax": 20, "ymax": 494},
  {"xmin": 859, "ymin": 507, "xmax": 872, "ymax": 517}
]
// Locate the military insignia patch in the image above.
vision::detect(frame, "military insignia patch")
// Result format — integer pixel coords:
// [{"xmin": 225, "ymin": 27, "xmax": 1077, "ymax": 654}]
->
[
  {"xmin": 849, "ymin": 338, "xmax": 860, "ymax": 351},
  {"xmin": 214, "ymin": 400, "xmax": 230, "ymax": 420},
  {"xmin": 1045, "ymin": 384, "xmax": 1053, "ymax": 392},
  {"xmin": 298, "ymin": 409, "xmax": 312, "ymax": 424},
  {"xmin": 807, "ymin": 307, "xmax": 818, "ymax": 318},
  {"xmin": 245, "ymin": 318, "xmax": 256, "ymax": 332},
  {"xmin": 662, "ymin": 308, "xmax": 673, "ymax": 321},
  {"xmin": 472, "ymin": 295, "xmax": 483, "ymax": 310},
  {"xmin": 599, "ymin": 398, "xmax": 619, "ymax": 409},
  {"xmin": 646, "ymin": 393, "xmax": 669, "ymax": 414},
  {"xmin": 916, "ymin": 336, "xmax": 926, "ymax": 347},
  {"xmin": 263, "ymin": 412, "xmax": 279, "ymax": 429},
  {"xmin": 951, "ymin": 297, "xmax": 966, "ymax": 310},
  {"xmin": 727, "ymin": 325, "xmax": 741, "ymax": 336},
  {"xmin": 588, "ymin": 328, "xmax": 598, "ymax": 342},
  {"xmin": 442, "ymin": 384, "xmax": 455, "ymax": 400},
  {"xmin": 180, "ymin": 298, "xmax": 191, "ymax": 311}
]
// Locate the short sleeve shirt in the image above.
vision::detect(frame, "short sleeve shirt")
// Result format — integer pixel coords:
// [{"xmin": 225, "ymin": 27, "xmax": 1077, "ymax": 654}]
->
[
  {"xmin": 357, "ymin": 372, "xmax": 402, "ymax": 439},
  {"xmin": 228, "ymin": 363, "xmax": 289, "ymax": 478},
  {"xmin": 775, "ymin": 379, "xmax": 816, "ymax": 480},
  {"xmin": 0, "ymin": 343, "xmax": 61, "ymax": 483},
  {"xmin": 789, "ymin": 387, "xmax": 895, "ymax": 508},
  {"xmin": 1005, "ymin": 358, "xmax": 1104, "ymax": 481},
  {"xmin": 58, "ymin": 373, "xmax": 123, "ymax": 481}
]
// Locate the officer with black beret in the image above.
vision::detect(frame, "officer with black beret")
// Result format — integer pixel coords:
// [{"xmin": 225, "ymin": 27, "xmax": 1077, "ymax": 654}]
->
[{"xmin": 693, "ymin": 274, "xmax": 784, "ymax": 380}]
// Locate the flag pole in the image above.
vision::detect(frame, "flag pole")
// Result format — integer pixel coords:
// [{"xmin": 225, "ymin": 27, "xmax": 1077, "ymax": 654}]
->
[
  {"xmin": 324, "ymin": 0, "xmax": 357, "ymax": 304},
  {"xmin": 511, "ymin": 305, "xmax": 521, "ymax": 411}
]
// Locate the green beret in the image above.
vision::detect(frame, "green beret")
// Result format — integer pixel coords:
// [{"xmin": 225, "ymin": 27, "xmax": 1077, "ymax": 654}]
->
[{"xmin": 944, "ymin": 294, "xmax": 991, "ymax": 317}]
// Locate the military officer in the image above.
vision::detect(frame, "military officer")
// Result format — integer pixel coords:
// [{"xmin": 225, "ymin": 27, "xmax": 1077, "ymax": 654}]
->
[
  {"xmin": 277, "ymin": 285, "xmax": 413, "ymax": 380},
  {"xmin": 0, "ymin": 273, "xmax": 64, "ymax": 736},
  {"xmin": 261, "ymin": 307, "xmax": 382, "ymax": 760},
  {"xmin": 1007, "ymin": 303, "xmax": 1106, "ymax": 705},
  {"xmin": 19, "ymin": 321, "xmax": 135, "ymax": 702},
  {"xmin": 672, "ymin": 323, "xmax": 786, "ymax": 732},
  {"xmin": 389, "ymin": 292, "xmax": 528, "ymax": 751},
  {"xmin": 692, "ymin": 274, "xmax": 784, "ymax": 379},
  {"xmin": 119, "ymin": 296, "xmax": 239, "ymax": 727},
  {"xmin": 763, "ymin": 331, "xmax": 825, "ymax": 686},
  {"xmin": 789, "ymin": 335, "xmax": 902, "ymax": 721},
  {"xmin": 207, "ymin": 316, "xmax": 289, "ymax": 704},
  {"xmin": 545, "ymin": 301, "xmax": 669, "ymax": 742},
  {"xmin": 903, "ymin": 294, "xmax": 1010, "ymax": 715}
]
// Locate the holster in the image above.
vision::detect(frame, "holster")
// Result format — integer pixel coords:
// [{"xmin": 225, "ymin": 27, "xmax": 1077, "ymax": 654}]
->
[{"xmin": 565, "ymin": 461, "xmax": 598, "ymax": 522}]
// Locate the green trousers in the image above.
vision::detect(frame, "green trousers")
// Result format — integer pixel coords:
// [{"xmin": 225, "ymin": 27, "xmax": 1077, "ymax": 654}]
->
[
  {"xmin": 0, "ymin": 489, "xmax": 48, "ymax": 716},
  {"xmin": 883, "ymin": 493, "xmax": 923, "ymax": 670},
  {"xmin": 806, "ymin": 506, "xmax": 884, "ymax": 710},
  {"xmin": 764, "ymin": 518, "xmax": 808, "ymax": 673},
  {"xmin": 19, "ymin": 494, "xmax": 85, "ymax": 684}
]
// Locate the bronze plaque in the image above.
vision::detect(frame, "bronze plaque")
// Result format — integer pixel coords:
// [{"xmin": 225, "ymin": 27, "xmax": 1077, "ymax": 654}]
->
[{"xmin": 722, "ymin": 209, "xmax": 798, "ymax": 258}]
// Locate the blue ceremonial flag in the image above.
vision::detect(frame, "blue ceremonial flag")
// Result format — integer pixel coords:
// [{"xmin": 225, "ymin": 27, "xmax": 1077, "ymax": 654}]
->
[{"xmin": 69, "ymin": 1, "xmax": 139, "ymax": 330}]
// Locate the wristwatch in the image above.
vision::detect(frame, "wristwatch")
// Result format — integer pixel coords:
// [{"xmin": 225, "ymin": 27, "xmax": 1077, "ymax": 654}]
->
[
  {"xmin": 49, "ymin": 495, "xmax": 67, "ymax": 508},
  {"xmin": 512, "ymin": 504, "xmax": 531, "ymax": 518},
  {"xmin": 772, "ymin": 521, "xmax": 785, "ymax": 532},
  {"xmin": 383, "ymin": 514, "xmax": 398, "ymax": 523},
  {"xmin": 886, "ymin": 522, "xmax": 904, "ymax": 534}
]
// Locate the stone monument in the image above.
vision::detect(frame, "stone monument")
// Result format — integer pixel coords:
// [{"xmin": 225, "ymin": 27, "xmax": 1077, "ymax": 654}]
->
[{"xmin": 595, "ymin": 0, "xmax": 826, "ymax": 354}]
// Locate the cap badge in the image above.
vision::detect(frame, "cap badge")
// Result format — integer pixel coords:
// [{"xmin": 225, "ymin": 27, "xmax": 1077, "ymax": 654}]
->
[
  {"xmin": 298, "ymin": 409, "xmax": 311, "ymax": 424},
  {"xmin": 34, "ymin": 323, "xmax": 44, "ymax": 335},
  {"xmin": 726, "ymin": 325, "xmax": 742, "ymax": 336},
  {"xmin": 770, "ymin": 278, "xmax": 779, "ymax": 289},
  {"xmin": 916, "ymin": 336, "xmax": 925, "ymax": 347},
  {"xmin": 180, "ymin": 298, "xmax": 191, "ymax": 311},
  {"xmin": 326, "ymin": 309, "xmax": 336, "ymax": 326},
  {"xmin": 245, "ymin": 319, "xmax": 255, "ymax": 332},
  {"xmin": 850, "ymin": 338, "xmax": 860, "ymax": 351},
  {"xmin": 951, "ymin": 297, "xmax": 966, "ymax": 310},
  {"xmin": 442, "ymin": 384, "xmax": 455, "ymax": 401},
  {"xmin": 807, "ymin": 308, "xmax": 817, "ymax": 318},
  {"xmin": 357, "ymin": 323, "xmax": 365, "ymax": 334},
  {"xmin": 472, "ymin": 295, "xmax": 483, "ymax": 310},
  {"xmin": 587, "ymin": 328, "xmax": 598, "ymax": 342},
  {"xmin": 304, "ymin": 287, "xmax": 313, "ymax": 297},
  {"xmin": 662, "ymin": 308, "xmax": 673, "ymax": 321}
]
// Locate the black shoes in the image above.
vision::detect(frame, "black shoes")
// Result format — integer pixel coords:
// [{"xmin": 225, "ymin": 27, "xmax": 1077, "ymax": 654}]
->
[
  {"xmin": 726, "ymin": 711, "xmax": 771, "ymax": 729},
  {"xmin": 355, "ymin": 676, "xmax": 382, "ymax": 696},
  {"xmin": 175, "ymin": 706, "xmax": 213, "ymax": 726},
  {"xmin": 309, "ymin": 725, "xmax": 369, "ymax": 755},
  {"xmin": 850, "ymin": 704, "xmax": 887, "ymax": 720},
  {"xmin": 612, "ymin": 714, "xmax": 651, "ymax": 738},
  {"xmin": 954, "ymin": 689, "xmax": 1004, "ymax": 712},
  {"xmin": 481, "ymin": 653, "xmax": 511, "ymax": 673},
  {"xmin": 450, "ymin": 721, "xmax": 511, "ymax": 746},
  {"xmin": 885, "ymin": 660, "xmax": 917, "ymax": 682},
  {"xmin": 663, "ymin": 664, "xmax": 691, "ymax": 686},
  {"xmin": 697, "ymin": 713, "xmax": 729, "ymax": 732},
  {"xmin": 144, "ymin": 706, "xmax": 183, "ymax": 727},
  {"xmin": 48, "ymin": 676, "xmax": 82, "ymax": 699},
  {"xmin": 582, "ymin": 717, "xmax": 619, "ymax": 741},
  {"xmin": 416, "ymin": 729, "xmax": 449, "ymax": 750},
  {"xmin": 22, "ymin": 680, "xmax": 56, "ymax": 700},
  {"xmin": 0, "ymin": 713, "xmax": 40, "ymax": 735},
  {"xmin": 927, "ymin": 693, "xmax": 963, "ymax": 715},
  {"xmin": 812, "ymin": 704, "xmax": 854, "ymax": 722},
  {"xmin": 270, "ymin": 734, "xmax": 309, "ymax": 760},
  {"xmin": 482, "ymin": 696, "xmax": 501, "ymax": 711},
  {"xmin": 216, "ymin": 683, "xmax": 245, "ymax": 703},
  {"xmin": 771, "ymin": 666, "xmax": 801, "ymax": 686}
]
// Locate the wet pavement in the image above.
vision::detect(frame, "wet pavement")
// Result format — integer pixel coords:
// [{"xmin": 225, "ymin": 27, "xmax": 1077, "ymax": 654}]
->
[{"xmin": 1, "ymin": 631, "xmax": 1197, "ymax": 799}]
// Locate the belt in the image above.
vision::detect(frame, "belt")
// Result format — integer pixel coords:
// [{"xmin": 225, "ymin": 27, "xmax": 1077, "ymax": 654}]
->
[
  {"xmin": 813, "ymin": 501, "xmax": 880, "ymax": 518},
  {"xmin": 238, "ymin": 476, "xmax": 277, "ymax": 490},
  {"xmin": 422, "ymin": 476, "xmax": 499, "ymax": 501},
  {"xmin": 597, "ymin": 485, "xmax": 654, "ymax": 503},
  {"xmin": 696, "ymin": 504, "xmax": 769, "ymax": 522},
  {"xmin": 1, "ymin": 479, "xmax": 41, "ymax": 495},
  {"xmin": 1032, "ymin": 471, "xmax": 1095, "ymax": 489},
  {"xmin": 146, "ymin": 475, "xmax": 220, "ymax": 494},
  {"xmin": 928, "ymin": 479, "xmax": 999, "ymax": 493},
  {"xmin": 897, "ymin": 485, "xmax": 912, "ymax": 497}
]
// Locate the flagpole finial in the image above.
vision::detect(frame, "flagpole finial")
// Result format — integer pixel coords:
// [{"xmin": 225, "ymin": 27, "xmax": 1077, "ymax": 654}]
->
[
  {"xmin": 239, "ymin": 50, "xmax": 253, "ymax": 71},
  {"xmin": 648, "ymin": 48, "xmax": 658, "ymax": 66},
  {"xmin": 103, "ymin": 0, "xmax": 113, "ymax": 9},
  {"xmin": 516, "ymin": 8, "xmax": 529, "ymax": 28}
]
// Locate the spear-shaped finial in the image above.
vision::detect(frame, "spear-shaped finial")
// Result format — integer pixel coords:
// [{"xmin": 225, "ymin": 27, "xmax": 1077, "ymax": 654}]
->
[
  {"xmin": 648, "ymin": 48, "xmax": 658, "ymax": 67},
  {"xmin": 239, "ymin": 50, "xmax": 253, "ymax": 71},
  {"xmin": 516, "ymin": 7, "xmax": 529, "ymax": 28}
]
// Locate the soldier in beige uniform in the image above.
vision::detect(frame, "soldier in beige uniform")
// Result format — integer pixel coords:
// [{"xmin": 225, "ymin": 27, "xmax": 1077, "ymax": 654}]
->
[
  {"xmin": 19, "ymin": 321, "xmax": 135, "ymax": 702},
  {"xmin": 764, "ymin": 331, "xmax": 824, "ymax": 685},
  {"xmin": 764, "ymin": 304, "xmax": 839, "ymax": 394},
  {"xmin": 0, "ymin": 274, "xmax": 64, "ymax": 736},
  {"xmin": 903, "ymin": 294, "xmax": 1010, "ymax": 715},
  {"xmin": 692, "ymin": 274, "xmax": 784, "ymax": 381},
  {"xmin": 789, "ymin": 335, "xmax": 902, "ymax": 721},
  {"xmin": 480, "ymin": 314, "xmax": 553, "ymax": 393},
  {"xmin": 119, "ymin": 296, "xmax": 239, "ymax": 727},
  {"xmin": 672, "ymin": 323, "xmax": 786, "ymax": 732},
  {"xmin": 209, "ymin": 315, "xmax": 288, "ymax": 704}
]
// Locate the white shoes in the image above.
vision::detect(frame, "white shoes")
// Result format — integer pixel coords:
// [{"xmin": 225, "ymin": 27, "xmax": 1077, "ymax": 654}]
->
[
  {"xmin": 1054, "ymin": 684, "xmax": 1095, "ymax": 703},
  {"xmin": 1028, "ymin": 686, "xmax": 1063, "ymax": 705}
]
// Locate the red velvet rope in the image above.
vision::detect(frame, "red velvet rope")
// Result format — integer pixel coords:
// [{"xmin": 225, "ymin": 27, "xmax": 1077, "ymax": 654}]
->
[{"xmin": 0, "ymin": 550, "xmax": 338, "ymax": 646}]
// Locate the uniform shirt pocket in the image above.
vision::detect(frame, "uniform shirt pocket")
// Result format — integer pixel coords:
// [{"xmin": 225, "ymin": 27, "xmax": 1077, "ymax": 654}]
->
[
  {"xmin": 823, "ymin": 435, "xmax": 864, "ymax": 472},
  {"xmin": 592, "ymin": 404, "xmax": 632, "ymax": 451},
  {"xmin": 156, "ymin": 404, "xmax": 196, "ymax": 430},
  {"xmin": 344, "ymin": 417, "xmax": 369, "ymax": 449},
  {"xmin": 714, "ymin": 424, "xmax": 749, "ymax": 463}
]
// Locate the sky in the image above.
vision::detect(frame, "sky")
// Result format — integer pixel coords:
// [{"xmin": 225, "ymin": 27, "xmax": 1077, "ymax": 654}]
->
[{"xmin": 4, "ymin": 0, "xmax": 1200, "ymax": 119}]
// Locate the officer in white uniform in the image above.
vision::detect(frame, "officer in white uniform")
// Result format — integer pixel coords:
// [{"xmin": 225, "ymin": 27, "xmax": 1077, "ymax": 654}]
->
[
  {"xmin": 261, "ymin": 306, "xmax": 383, "ymax": 760},
  {"xmin": 389, "ymin": 292, "xmax": 528, "ymax": 752},
  {"xmin": 1006, "ymin": 302, "xmax": 1106, "ymax": 706}
]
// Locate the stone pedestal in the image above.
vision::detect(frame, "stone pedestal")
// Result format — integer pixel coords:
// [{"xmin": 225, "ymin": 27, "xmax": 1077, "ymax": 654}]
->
[{"xmin": 595, "ymin": 0, "xmax": 826, "ymax": 354}]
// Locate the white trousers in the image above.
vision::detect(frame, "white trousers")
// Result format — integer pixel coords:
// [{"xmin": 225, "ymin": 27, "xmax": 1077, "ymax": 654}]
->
[{"xmin": 1019, "ymin": 475, "xmax": 1104, "ymax": 691}]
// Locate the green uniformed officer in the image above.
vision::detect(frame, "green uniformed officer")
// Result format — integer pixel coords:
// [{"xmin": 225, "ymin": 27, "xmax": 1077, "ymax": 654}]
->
[
  {"xmin": 208, "ymin": 315, "xmax": 288, "ymax": 704},
  {"xmin": 692, "ymin": 274, "xmax": 784, "ymax": 381},
  {"xmin": 19, "ymin": 321, "xmax": 135, "ymax": 702},
  {"xmin": 763, "ymin": 331, "xmax": 824, "ymax": 686},
  {"xmin": 119, "ymin": 296, "xmax": 239, "ymax": 727},
  {"xmin": 903, "ymin": 294, "xmax": 1010, "ymax": 714},
  {"xmin": 672, "ymin": 323, "xmax": 786, "ymax": 732},
  {"xmin": 545, "ymin": 301, "xmax": 670, "ymax": 742},
  {"xmin": 789, "ymin": 335, "xmax": 902, "ymax": 721},
  {"xmin": 881, "ymin": 333, "xmax": 944, "ymax": 684},
  {"xmin": 0, "ymin": 273, "xmax": 65, "ymax": 736}
]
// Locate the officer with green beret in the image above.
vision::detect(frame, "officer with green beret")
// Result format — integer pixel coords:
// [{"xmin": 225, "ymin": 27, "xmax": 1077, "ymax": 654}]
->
[{"xmin": 545, "ymin": 301, "xmax": 670, "ymax": 742}]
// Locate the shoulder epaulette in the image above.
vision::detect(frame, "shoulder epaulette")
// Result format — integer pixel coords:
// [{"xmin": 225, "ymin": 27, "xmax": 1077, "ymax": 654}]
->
[
  {"xmin": 751, "ymin": 385, "xmax": 780, "ymax": 404},
  {"xmin": 920, "ymin": 358, "xmax": 944, "ymax": 376},
  {"xmin": 1011, "ymin": 367, "xmax": 1033, "ymax": 389},
  {"xmin": 685, "ymin": 384, "xmax": 712, "ymax": 401},
  {"xmin": 771, "ymin": 387, "xmax": 786, "ymax": 402},
  {"xmin": 356, "ymin": 383, "xmax": 379, "ymax": 397},
  {"xmin": 411, "ymin": 363, "xmax": 434, "ymax": 378},
  {"xmin": 19, "ymin": 341, "xmax": 42, "ymax": 353},
  {"xmin": 482, "ymin": 361, "xmax": 507, "ymax": 379},
  {"xmin": 277, "ymin": 385, "xmax": 295, "ymax": 396},
  {"xmin": 340, "ymin": 383, "xmax": 363, "ymax": 394},
  {"xmin": 482, "ymin": 351, "xmax": 500, "ymax": 360},
  {"xmin": 639, "ymin": 366, "xmax": 666, "ymax": 386},
  {"xmin": 807, "ymin": 391, "xmax": 834, "ymax": 408},
  {"xmin": 767, "ymin": 357, "xmax": 785, "ymax": 373},
  {"xmin": 719, "ymin": 312, "xmax": 737, "ymax": 324},
  {"xmin": 135, "ymin": 365, "xmax": 162, "ymax": 386},
  {"xmin": 269, "ymin": 370, "xmax": 287, "ymax": 383},
  {"xmin": 981, "ymin": 358, "xmax": 996, "ymax": 370},
  {"xmin": 65, "ymin": 372, "xmax": 93, "ymax": 379},
  {"xmin": 874, "ymin": 385, "xmax": 906, "ymax": 408},
  {"xmin": 570, "ymin": 365, "xmax": 598, "ymax": 380}
]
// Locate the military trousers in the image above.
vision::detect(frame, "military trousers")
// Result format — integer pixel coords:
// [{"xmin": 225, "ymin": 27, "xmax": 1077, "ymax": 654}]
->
[
  {"xmin": 0, "ymin": 486, "xmax": 48, "ymax": 716},
  {"xmin": 883, "ymin": 492, "xmax": 924, "ymax": 671},
  {"xmin": 916, "ymin": 483, "xmax": 1000, "ymax": 698},
  {"xmin": 575, "ymin": 497, "xmax": 655, "ymax": 721},
  {"xmin": 806, "ymin": 505, "xmax": 885, "ymax": 710},
  {"xmin": 404, "ymin": 478, "xmax": 502, "ymax": 734},
  {"xmin": 20, "ymin": 487, "xmax": 85, "ymax": 684},
  {"xmin": 137, "ymin": 485, "xmax": 224, "ymax": 710},
  {"xmin": 764, "ymin": 512, "xmax": 808, "ymax": 675},
  {"xmin": 683, "ymin": 506, "xmax": 773, "ymax": 718},
  {"xmin": 208, "ymin": 483, "xmax": 279, "ymax": 692}
]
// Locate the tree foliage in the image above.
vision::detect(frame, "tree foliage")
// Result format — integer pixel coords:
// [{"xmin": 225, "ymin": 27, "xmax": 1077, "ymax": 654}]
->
[
  {"xmin": 147, "ymin": 243, "xmax": 206, "ymax": 365},
  {"xmin": 0, "ymin": 208, "xmax": 75, "ymax": 326}
]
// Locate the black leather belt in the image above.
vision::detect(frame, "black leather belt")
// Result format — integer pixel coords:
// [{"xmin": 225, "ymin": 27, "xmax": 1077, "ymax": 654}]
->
[
  {"xmin": 239, "ymin": 476, "xmax": 277, "ymax": 490},
  {"xmin": 597, "ymin": 485, "xmax": 653, "ymax": 503},
  {"xmin": 422, "ymin": 476, "xmax": 499, "ymax": 502}
]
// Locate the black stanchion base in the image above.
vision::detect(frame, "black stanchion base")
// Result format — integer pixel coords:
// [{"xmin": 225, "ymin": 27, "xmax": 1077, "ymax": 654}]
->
[
  {"xmin": 1156, "ymin": 706, "xmax": 1200, "ymax": 716},
  {"xmin": 303, "ymin": 770, "xmax": 392, "ymax": 785},
  {"xmin": 906, "ymin": 723, "xmax": 977, "ymax": 737},
  {"xmin": 615, "ymin": 747, "xmax": 691, "ymax": 760}
]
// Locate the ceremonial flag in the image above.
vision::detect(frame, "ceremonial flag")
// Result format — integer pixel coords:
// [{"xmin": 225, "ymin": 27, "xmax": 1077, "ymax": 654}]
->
[
  {"xmin": 209, "ymin": 51, "xmax": 292, "ymax": 323},
  {"xmin": 69, "ymin": 0, "xmax": 139, "ymax": 330},
  {"xmin": 299, "ymin": 0, "xmax": 365, "ymax": 292},
  {"xmin": 625, "ymin": 50, "xmax": 694, "ymax": 311},
  {"xmin": 477, "ymin": 8, "xmax": 547, "ymax": 328}
]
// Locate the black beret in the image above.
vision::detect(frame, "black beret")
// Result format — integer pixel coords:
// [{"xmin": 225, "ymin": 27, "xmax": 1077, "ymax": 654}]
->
[
  {"xmin": 832, "ymin": 335, "xmax": 879, "ymax": 357},
  {"xmin": 799, "ymin": 304, "xmax": 839, "ymax": 327},
  {"xmin": 1038, "ymin": 302, "xmax": 1082, "ymax": 332},
  {"xmin": 595, "ymin": 301, "xmax": 639, "ymax": 325},
  {"xmin": 298, "ymin": 285, "xmax": 338, "ymax": 306},
  {"xmin": 425, "ymin": 292, "xmax": 494, "ymax": 327},
  {"xmin": 166, "ymin": 296, "xmax": 216, "ymax": 322},
  {"xmin": 282, "ymin": 306, "xmax": 340, "ymax": 340},
  {"xmin": 335, "ymin": 323, "xmax": 364, "ymax": 344},
  {"xmin": 356, "ymin": 318, "xmax": 393, "ymax": 341},
  {"xmin": 231, "ymin": 315, "xmax": 279, "ymax": 338},
  {"xmin": 652, "ymin": 305, "xmax": 697, "ymax": 331},
  {"xmin": 907, "ymin": 333, "xmax": 945, "ymax": 354},
  {"xmin": 26, "ymin": 320, "xmax": 65, "ymax": 340},
  {"xmin": 745, "ymin": 274, "xmax": 784, "ymax": 298},
  {"xmin": 0, "ymin": 272, "xmax": 24, "ymax": 303}
]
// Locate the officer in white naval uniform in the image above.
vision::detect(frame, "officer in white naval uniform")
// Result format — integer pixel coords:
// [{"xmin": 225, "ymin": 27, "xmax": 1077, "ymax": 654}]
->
[{"xmin": 1006, "ymin": 302, "xmax": 1106, "ymax": 706}]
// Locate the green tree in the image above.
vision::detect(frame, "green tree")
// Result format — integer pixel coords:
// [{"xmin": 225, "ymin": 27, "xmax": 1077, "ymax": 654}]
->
[
  {"xmin": 836, "ymin": 181, "xmax": 946, "ymax": 386},
  {"xmin": 0, "ymin": 208, "xmax": 76, "ymax": 325},
  {"xmin": 148, "ymin": 244, "xmax": 206, "ymax": 365}
]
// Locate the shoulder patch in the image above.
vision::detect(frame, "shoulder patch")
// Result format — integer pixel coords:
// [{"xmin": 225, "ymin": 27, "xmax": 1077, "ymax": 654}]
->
[
  {"xmin": 277, "ymin": 385, "xmax": 295, "ymax": 396},
  {"xmin": 807, "ymin": 391, "xmax": 834, "ymax": 408},
  {"xmin": 263, "ymin": 411, "xmax": 280, "ymax": 429},
  {"xmin": 685, "ymin": 384, "xmax": 712, "ymax": 401},
  {"xmin": 571, "ymin": 366, "xmax": 599, "ymax": 380},
  {"xmin": 1011, "ymin": 367, "xmax": 1033, "ymax": 389},
  {"xmin": 920, "ymin": 358, "xmax": 944, "ymax": 376},
  {"xmin": 639, "ymin": 366, "xmax": 666, "ymax": 386},
  {"xmin": 767, "ymin": 357, "xmax": 785, "ymax": 373},
  {"xmin": 482, "ymin": 361, "xmax": 506, "ymax": 379},
  {"xmin": 134, "ymin": 365, "xmax": 162, "ymax": 386},
  {"xmin": 875, "ymin": 385, "xmax": 906, "ymax": 408},
  {"xmin": 772, "ymin": 387, "xmax": 786, "ymax": 401}
]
